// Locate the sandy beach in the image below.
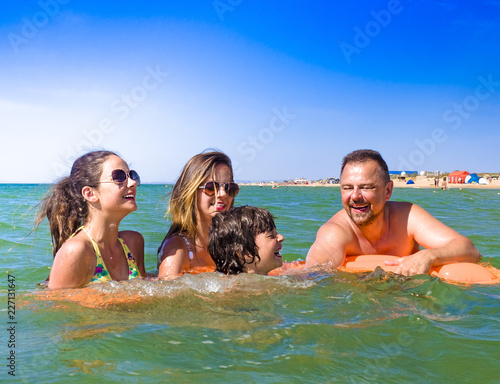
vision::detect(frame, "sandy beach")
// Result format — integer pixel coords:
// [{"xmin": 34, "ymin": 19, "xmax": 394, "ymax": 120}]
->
[
  {"xmin": 245, "ymin": 177, "xmax": 500, "ymax": 189},
  {"xmin": 392, "ymin": 177, "xmax": 500, "ymax": 189}
]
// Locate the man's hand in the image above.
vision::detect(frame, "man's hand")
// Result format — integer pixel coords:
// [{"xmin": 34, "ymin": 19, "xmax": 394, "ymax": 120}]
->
[{"xmin": 384, "ymin": 249, "xmax": 435, "ymax": 276}]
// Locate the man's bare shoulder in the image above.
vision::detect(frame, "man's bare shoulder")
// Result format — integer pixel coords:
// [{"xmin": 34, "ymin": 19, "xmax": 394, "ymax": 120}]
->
[
  {"xmin": 386, "ymin": 200, "xmax": 413, "ymax": 211},
  {"xmin": 323, "ymin": 210, "xmax": 355, "ymax": 238},
  {"xmin": 306, "ymin": 211, "xmax": 354, "ymax": 267},
  {"xmin": 387, "ymin": 201, "xmax": 440, "ymax": 226},
  {"xmin": 386, "ymin": 201, "xmax": 415, "ymax": 222}
]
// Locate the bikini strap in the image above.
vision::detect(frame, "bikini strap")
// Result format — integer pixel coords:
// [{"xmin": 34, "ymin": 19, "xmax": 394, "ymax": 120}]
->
[
  {"xmin": 72, "ymin": 226, "xmax": 101, "ymax": 257},
  {"xmin": 70, "ymin": 226, "xmax": 85, "ymax": 238},
  {"xmin": 118, "ymin": 237, "xmax": 142, "ymax": 278},
  {"xmin": 179, "ymin": 234, "xmax": 194, "ymax": 261},
  {"xmin": 73, "ymin": 226, "xmax": 112, "ymax": 283}
]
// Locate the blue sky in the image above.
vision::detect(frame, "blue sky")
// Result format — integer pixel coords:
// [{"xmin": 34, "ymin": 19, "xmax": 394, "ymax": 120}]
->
[{"xmin": 1, "ymin": 0, "xmax": 499, "ymax": 183}]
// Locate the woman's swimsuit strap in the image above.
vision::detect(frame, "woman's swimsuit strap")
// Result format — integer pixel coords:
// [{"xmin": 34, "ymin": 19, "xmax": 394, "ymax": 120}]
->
[
  {"xmin": 72, "ymin": 226, "xmax": 141, "ymax": 283},
  {"xmin": 178, "ymin": 234, "xmax": 194, "ymax": 261}
]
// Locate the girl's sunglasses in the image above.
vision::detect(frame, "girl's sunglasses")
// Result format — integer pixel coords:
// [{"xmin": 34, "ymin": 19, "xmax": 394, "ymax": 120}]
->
[
  {"xmin": 100, "ymin": 169, "xmax": 141, "ymax": 186},
  {"xmin": 199, "ymin": 181, "xmax": 239, "ymax": 197}
]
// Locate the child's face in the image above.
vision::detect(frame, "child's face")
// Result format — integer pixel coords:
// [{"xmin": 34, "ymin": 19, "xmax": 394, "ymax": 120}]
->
[{"xmin": 247, "ymin": 228, "xmax": 284, "ymax": 275}]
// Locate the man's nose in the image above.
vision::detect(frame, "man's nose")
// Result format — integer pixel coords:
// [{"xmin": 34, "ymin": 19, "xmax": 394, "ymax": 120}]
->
[{"xmin": 351, "ymin": 187, "xmax": 363, "ymax": 200}]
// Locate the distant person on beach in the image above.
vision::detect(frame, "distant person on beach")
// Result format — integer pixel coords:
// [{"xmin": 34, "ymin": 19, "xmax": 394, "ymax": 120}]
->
[
  {"xmin": 157, "ymin": 151, "xmax": 239, "ymax": 279},
  {"xmin": 442, "ymin": 177, "xmax": 448, "ymax": 190},
  {"xmin": 36, "ymin": 151, "xmax": 146, "ymax": 289},
  {"xmin": 306, "ymin": 149, "xmax": 480, "ymax": 276},
  {"xmin": 208, "ymin": 206, "xmax": 284, "ymax": 275}
]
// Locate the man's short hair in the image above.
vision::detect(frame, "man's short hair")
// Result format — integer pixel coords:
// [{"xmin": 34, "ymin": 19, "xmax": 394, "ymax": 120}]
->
[{"xmin": 341, "ymin": 149, "xmax": 390, "ymax": 184}]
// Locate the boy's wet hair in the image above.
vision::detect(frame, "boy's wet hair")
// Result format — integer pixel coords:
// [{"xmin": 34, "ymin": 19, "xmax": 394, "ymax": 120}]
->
[{"xmin": 208, "ymin": 205, "xmax": 276, "ymax": 275}]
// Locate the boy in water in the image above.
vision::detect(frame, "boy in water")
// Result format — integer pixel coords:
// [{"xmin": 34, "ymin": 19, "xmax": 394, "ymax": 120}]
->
[{"xmin": 208, "ymin": 206, "xmax": 285, "ymax": 275}]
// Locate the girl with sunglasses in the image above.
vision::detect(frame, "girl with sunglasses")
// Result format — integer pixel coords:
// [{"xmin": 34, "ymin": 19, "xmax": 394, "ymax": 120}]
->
[
  {"xmin": 36, "ymin": 150, "xmax": 146, "ymax": 289},
  {"xmin": 157, "ymin": 151, "xmax": 239, "ymax": 279}
]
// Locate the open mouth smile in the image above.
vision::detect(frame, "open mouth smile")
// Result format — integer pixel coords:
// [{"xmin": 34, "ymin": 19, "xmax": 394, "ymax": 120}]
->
[
  {"xmin": 350, "ymin": 203, "xmax": 370, "ymax": 213},
  {"xmin": 214, "ymin": 201, "xmax": 227, "ymax": 211}
]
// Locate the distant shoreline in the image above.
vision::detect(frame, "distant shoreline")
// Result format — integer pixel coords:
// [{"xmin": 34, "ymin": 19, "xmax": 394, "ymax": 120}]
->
[
  {"xmin": 1, "ymin": 180, "xmax": 498, "ymax": 190},
  {"xmin": 241, "ymin": 179, "xmax": 500, "ymax": 190}
]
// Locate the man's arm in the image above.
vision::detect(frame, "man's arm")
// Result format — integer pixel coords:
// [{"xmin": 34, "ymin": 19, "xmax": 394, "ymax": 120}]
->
[
  {"xmin": 306, "ymin": 221, "xmax": 350, "ymax": 268},
  {"xmin": 385, "ymin": 204, "xmax": 480, "ymax": 275}
]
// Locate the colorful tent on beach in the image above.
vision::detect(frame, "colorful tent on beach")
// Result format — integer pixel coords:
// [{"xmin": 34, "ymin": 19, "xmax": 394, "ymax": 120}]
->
[
  {"xmin": 449, "ymin": 170, "xmax": 470, "ymax": 184},
  {"xmin": 479, "ymin": 177, "xmax": 489, "ymax": 185},
  {"xmin": 465, "ymin": 173, "xmax": 480, "ymax": 184}
]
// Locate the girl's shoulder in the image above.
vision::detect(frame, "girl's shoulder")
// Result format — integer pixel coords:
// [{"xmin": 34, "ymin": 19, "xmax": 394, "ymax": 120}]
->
[
  {"xmin": 57, "ymin": 233, "xmax": 95, "ymax": 259},
  {"xmin": 119, "ymin": 230, "xmax": 144, "ymax": 246},
  {"xmin": 49, "ymin": 235, "xmax": 97, "ymax": 289},
  {"xmin": 159, "ymin": 234, "xmax": 191, "ymax": 257},
  {"xmin": 157, "ymin": 234, "xmax": 194, "ymax": 278},
  {"xmin": 118, "ymin": 230, "xmax": 145, "ymax": 263}
]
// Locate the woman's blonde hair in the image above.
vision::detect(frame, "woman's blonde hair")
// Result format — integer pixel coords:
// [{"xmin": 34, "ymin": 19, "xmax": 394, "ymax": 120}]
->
[{"xmin": 160, "ymin": 151, "xmax": 234, "ymax": 248}]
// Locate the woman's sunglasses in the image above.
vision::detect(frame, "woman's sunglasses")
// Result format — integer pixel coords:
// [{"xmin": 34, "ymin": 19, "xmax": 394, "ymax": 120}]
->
[
  {"xmin": 199, "ymin": 181, "xmax": 239, "ymax": 197},
  {"xmin": 100, "ymin": 169, "xmax": 141, "ymax": 186}
]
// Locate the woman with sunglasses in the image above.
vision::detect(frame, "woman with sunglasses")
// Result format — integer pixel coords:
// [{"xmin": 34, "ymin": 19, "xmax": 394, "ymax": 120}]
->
[
  {"xmin": 157, "ymin": 151, "xmax": 239, "ymax": 279},
  {"xmin": 36, "ymin": 150, "xmax": 146, "ymax": 289}
]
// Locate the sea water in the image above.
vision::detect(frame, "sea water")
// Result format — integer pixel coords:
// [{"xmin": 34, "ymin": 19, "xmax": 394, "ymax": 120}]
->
[{"xmin": 1, "ymin": 184, "xmax": 500, "ymax": 383}]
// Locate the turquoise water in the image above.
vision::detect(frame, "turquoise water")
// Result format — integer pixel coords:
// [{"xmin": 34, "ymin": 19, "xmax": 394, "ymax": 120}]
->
[{"xmin": 1, "ymin": 184, "xmax": 500, "ymax": 383}]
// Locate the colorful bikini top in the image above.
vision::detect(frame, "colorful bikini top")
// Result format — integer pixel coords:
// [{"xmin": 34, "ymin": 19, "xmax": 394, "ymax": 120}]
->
[{"xmin": 72, "ymin": 226, "xmax": 142, "ymax": 283}]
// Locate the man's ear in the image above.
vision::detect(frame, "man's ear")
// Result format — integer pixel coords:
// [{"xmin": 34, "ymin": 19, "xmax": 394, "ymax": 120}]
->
[
  {"xmin": 385, "ymin": 180, "xmax": 394, "ymax": 201},
  {"xmin": 81, "ymin": 186, "xmax": 99, "ymax": 203}
]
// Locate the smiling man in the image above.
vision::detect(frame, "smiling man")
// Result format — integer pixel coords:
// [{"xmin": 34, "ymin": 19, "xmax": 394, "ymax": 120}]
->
[{"xmin": 306, "ymin": 149, "xmax": 480, "ymax": 276}]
